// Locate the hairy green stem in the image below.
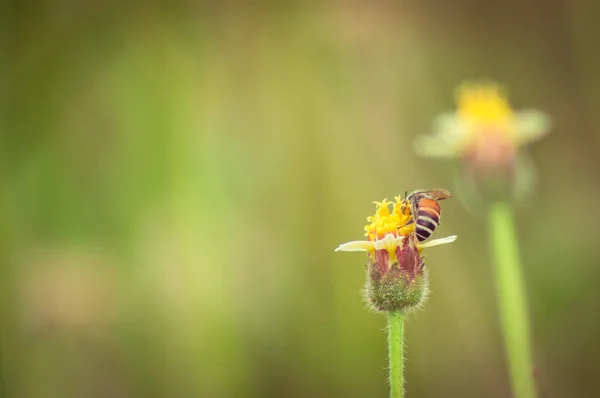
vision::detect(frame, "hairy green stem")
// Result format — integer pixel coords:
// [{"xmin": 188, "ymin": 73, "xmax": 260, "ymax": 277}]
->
[
  {"xmin": 387, "ymin": 311, "xmax": 404, "ymax": 398},
  {"xmin": 488, "ymin": 202, "xmax": 537, "ymax": 398}
]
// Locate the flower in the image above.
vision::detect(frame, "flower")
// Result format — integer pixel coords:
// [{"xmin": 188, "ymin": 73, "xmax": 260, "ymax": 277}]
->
[
  {"xmin": 413, "ymin": 83, "xmax": 550, "ymax": 161},
  {"xmin": 335, "ymin": 196, "xmax": 456, "ymax": 254},
  {"xmin": 412, "ymin": 83, "xmax": 551, "ymax": 202},
  {"xmin": 335, "ymin": 195, "xmax": 456, "ymax": 312}
]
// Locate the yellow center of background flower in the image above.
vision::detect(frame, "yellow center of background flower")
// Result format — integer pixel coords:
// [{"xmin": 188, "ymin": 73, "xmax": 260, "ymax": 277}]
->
[
  {"xmin": 456, "ymin": 84, "xmax": 513, "ymax": 124},
  {"xmin": 364, "ymin": 197, "xmax": 415, "ymax": 241},
  {"xmin": 455, "ymin": 83, "xmax": 518, "ymax": 150}
]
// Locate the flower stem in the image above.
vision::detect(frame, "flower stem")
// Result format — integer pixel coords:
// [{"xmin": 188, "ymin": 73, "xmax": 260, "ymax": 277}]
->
[
  {"xmin": 387, "ymin": 311, "xmax": 404, "ymax": 398},
  {"xmin": 488, "ymin": 202, "xmax": 537, "ymax": 398}
]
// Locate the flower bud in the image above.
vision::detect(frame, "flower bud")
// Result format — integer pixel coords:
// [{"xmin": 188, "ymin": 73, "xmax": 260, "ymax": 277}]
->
[{"xmin": 365, "ymin": 234, "xmax": 429, "ymax": 312}]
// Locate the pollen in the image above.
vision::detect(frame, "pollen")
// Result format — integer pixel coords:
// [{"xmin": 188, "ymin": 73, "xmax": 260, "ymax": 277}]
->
[
  {"xmin": 364, "ymin": 196, "xmax": 414, "ymax": 242},
  {"xmin": 456, "ymin": 83, "xmax": 514, "ymax": 126}
]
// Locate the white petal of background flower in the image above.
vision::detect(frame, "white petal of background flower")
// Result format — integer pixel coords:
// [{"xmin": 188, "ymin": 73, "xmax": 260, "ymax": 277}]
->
[{"xmin": 515, "ymin": 110, "xmax": 552, "ymax": 146}]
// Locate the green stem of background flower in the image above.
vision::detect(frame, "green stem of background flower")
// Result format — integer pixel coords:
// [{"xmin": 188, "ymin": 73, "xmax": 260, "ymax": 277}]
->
[
  {"xmin": 488, "ymin": 202, "xmax": 537, "ymax": 398},
  {"xmin": 387, "ymin": 311, "xmax": 404, "ymax": 398}
]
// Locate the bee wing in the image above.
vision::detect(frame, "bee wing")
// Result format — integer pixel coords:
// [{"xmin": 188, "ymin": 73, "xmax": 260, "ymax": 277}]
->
[{"xmin": 427, "ymin": 189, "xmax": 452, "ymax": 201}]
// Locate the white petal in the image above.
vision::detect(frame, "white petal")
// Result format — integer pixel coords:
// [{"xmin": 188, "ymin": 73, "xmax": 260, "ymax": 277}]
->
[
  {"xmin": 335, "ymin": 240, "xmax": 374, "ymax": 252},
  {"xmin": 418, "ymin": 235, "xmax": 457, "ymax": 248},
  {"xmin": 413, "ymin": 114, "xmax": 466, "ymax": 159},
  {"xmin": 412, "ymin": 135, "xmax": 461, "ymax": 158},
  {"xmin": 515, "ymin": 109, "xmax": 551, "ymax": 146},
  {"xmin": 372, "ymin": 233, "xmax": 402, "ymax": 251},
  {"xmin": 432, "ymin": 113, "xmax": 467, "ymax": 142}
]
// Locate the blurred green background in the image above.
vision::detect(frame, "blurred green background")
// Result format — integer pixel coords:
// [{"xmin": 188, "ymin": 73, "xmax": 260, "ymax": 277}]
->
[{"xmin": 2, "ymin": 1, "xmax": 600, "ymax": 397}]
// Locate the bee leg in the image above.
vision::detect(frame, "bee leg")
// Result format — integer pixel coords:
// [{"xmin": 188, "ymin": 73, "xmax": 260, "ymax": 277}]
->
[{"xmin": 396, "ymin": 218, "xmax": 415, "ymax": 232}]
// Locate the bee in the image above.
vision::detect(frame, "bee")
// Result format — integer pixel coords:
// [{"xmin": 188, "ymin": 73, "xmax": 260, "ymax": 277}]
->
[{"xmin": 401, "ymin": 189, "xmax": 452, "ymax": 242}]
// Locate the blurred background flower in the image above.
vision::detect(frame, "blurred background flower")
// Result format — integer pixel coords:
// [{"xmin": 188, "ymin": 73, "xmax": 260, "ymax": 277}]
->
[
  {"xmin": 413, "ymin": 83, "xmax": 551, "ymax": 205},
  {"xmin": 2, "ymin": 1, "xmax": 600, "ymax": 398},
  {"xmin": 414, "ymin": 82, "xmax": 551, "ymax": 398}
]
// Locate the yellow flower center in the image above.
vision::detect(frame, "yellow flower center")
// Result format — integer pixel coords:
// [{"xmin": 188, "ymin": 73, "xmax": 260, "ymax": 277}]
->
[
  {"xmin": 364, "ymin": 196, "xmax": 415, "ymax": 242},
  {"xmin": 456, "ymin": 84, "xmax": 513, "ymax": 123},
  {"xmin": 455, "ymin": 83, "xmax": 517, "ymax": 150}
]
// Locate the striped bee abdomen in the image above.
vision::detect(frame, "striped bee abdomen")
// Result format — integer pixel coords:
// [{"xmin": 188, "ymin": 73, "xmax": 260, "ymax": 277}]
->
[{"xmin": 415, "ymin": 198, "xmax": 441, "ymax": 242}]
